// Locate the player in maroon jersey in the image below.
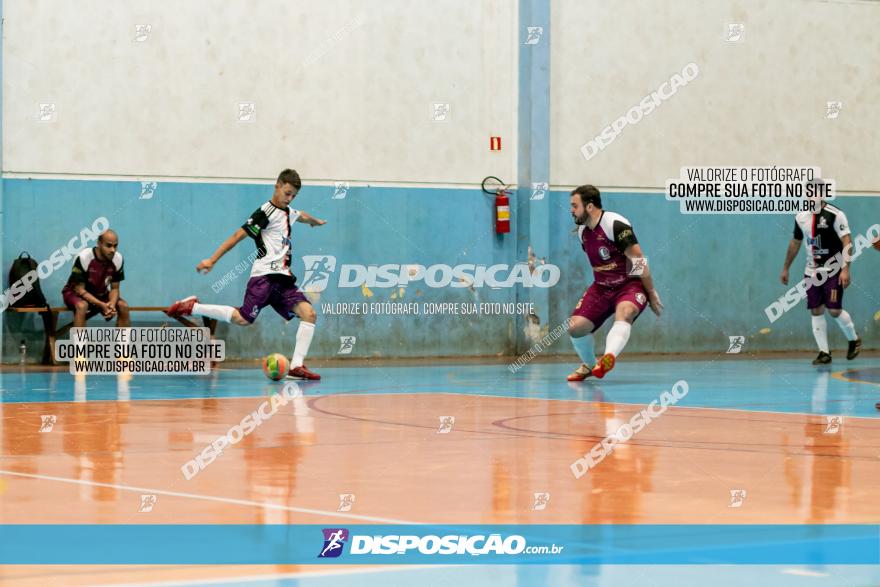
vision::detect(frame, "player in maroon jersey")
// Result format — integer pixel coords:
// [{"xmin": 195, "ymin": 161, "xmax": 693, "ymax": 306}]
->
[
  {"xmin": 566, "ymin": 185, "xmax": 663, "ymax": 380},
  {"xmin": 61, "ymin": 229, "xmax": 130, "ymax": 327}
]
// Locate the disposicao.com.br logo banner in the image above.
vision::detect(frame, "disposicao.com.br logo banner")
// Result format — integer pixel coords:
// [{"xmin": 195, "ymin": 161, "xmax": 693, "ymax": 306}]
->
[
  {"xmin": 317, "ymin": 528, "xmax": 563, "ymax": 559},
  {"xmin": 1, "ymin": 525, "xmax": 878, "ymax": 565}
]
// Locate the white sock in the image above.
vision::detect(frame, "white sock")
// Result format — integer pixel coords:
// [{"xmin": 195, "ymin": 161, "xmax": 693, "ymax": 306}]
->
[
  {"xmin": 191, "ymin": 303, "xmax": 234, "ymax": 323},
  {"xmin": 291, "ymin": 322, "xmax": 316, "ymax": 368},
  {"xmin": 812, "ymin": 314, "xmax": 829, "ymax": 353},
  {"xmin": 833, "ymin": 311, "xmax": 857, "ymax": 341},
  {"xmin": 570, "ymin": 334, "xmax": 596, "ymax": 366},
  {"xmin": 604, "ymin": 321, "xmax": 632, "ymax": 357}
]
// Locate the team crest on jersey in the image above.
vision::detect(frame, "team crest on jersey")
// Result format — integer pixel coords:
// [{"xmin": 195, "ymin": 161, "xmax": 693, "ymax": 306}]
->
[
  {"xmin": 598, "ymin": 246, "xmax": 611, "ymax": 260},
  {"xmin": 636, "ymin": 293, "xmax": 646, "ymax": 305},
  {"xmin": 817, "ymin": 216, "xmax": 828, "ymax": 229}
]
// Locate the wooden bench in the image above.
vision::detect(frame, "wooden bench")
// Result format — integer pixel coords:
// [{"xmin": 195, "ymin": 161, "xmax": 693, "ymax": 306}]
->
[{"xmin": 7, "ymin": 306, "xmax": 217, "ymax": 365}]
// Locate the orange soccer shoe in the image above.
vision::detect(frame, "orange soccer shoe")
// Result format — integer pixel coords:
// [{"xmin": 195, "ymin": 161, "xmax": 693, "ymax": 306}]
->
[
  {"xmin": 591, "ymin": 353, "xmax": 616, "ymax": 379},
  {"xmin": 566, "ymin": 364, "xmax": 594, "ymax": 382}
]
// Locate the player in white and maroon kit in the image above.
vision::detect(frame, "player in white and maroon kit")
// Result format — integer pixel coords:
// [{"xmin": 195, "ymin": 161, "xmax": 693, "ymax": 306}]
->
[
  {"xmin": 62, "ymin": 229, "xmax": 130, "ymax": 328},
  {"xmin": 567, "ymin": 185, "xmax": 663, "ymax": 380},
  {"xmin": 780, "ymin": 198, "xmax": 862, "ymax": 365},
  {"xmin": 165, "ymin": 169, "xmax": 327, "ymax": 380}
]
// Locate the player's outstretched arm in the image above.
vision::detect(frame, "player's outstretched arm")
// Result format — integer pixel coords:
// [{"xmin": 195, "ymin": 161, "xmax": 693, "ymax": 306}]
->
[
  {"xmin": 197, "ymin": 228, "xmax": 248, "ymax": 274},
  {"xmin": 626, "ymin": 243, "xmax": 663, "ymax": 317},
  {"xmin": 780, "ymin": 238, "xmax": 801, "ymax": 285},
  {"xmin": 296, "ymin": 210, "xmax": 327, "ymax": 227}
]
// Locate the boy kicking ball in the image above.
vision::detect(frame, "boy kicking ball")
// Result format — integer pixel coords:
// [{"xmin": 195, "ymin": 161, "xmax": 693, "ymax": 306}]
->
[{"xmin": 166, "ymin": 169, "xmax": 326, "ymax": 380}]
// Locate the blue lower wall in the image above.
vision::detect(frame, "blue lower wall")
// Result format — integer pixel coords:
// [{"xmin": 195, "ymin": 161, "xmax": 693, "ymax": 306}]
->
[
  {"xmin": 548, "ymin": 192, "xmax": 880, "ymax": 354},
  {"xmin": 2, "ymin": 179, "xmax": 518, "ymax": 361},
  {"xmin": 2, "ymin": 178, "xmax": 878, "ymax": 361}
]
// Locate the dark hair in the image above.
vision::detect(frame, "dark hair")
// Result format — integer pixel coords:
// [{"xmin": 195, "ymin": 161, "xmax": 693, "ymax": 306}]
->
[
  {"xmin": 277, "ymin": 168, "xmax": 302, "ymax": 190},
  {"xmin": 571, "ymin": 184, "xmax": 602, "ymax": 209}
]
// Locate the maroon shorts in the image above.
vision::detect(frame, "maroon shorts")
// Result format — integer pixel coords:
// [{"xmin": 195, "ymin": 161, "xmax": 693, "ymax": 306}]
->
[
  {"xmin": 572, "ymin": 279, "xmax": 648, "ymax": 332},
  {"xmin": 806, "ymin": 273, "xmax": 843, "ymax": 310},
  {"xmin": 62, "ymin": 286, "xmax": 111, "ymax": 319},
  {"xmin": 240, "ymin": 274, "xmax": 310, "ymax": 323}
]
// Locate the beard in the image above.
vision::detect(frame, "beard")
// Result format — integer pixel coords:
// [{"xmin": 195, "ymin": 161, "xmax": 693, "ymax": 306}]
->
[{"xmin": 572, "ymin": 213, "xmax": 588, "ymax": 225}]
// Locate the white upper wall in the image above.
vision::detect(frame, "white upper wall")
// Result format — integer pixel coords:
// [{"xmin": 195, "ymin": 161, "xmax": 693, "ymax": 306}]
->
[
  {"xmin": 3, "ymin": 0, "xmax": 517, "ymax": 184},
  {"xmin": 551, "ymin": 0, "xmax": 880, "ymax": 192}
]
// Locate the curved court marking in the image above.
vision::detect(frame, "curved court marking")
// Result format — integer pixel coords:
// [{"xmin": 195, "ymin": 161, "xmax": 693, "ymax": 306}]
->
[
  {"xmin": 7, "ymin": 368, "xmax": 877, "ymax": 418},
  {"xmin": 490, "ymin": 413, "xmax": 880, "ymax": 459},
  {"xmin": 0, "ymin": 470, "xmax": 420, "ymax": 525},
  {"xmin": 833, "ymin": 367, "xmax": 880, "ymax": 387},
  {"xmin": 304, "ymin": 394, "xmax": 880, "ymax": 457},
  {"xmin": 0, "ymin": 380, "xmax": 478, "ymax": 406},
  {"xmin": 432, "ymin": 390, "xmax": 880, "ymax": 420},
  {"xmin": 303, "ymin": 395, "xmax": 593, "ymax": 445},
  {"xmin": 306, "ymin": 389, "xmax": 880, "ymax": 435}
]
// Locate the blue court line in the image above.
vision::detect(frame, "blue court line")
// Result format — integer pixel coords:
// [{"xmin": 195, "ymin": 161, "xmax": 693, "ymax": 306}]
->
[{"xmin": 1, "ymin": 359, "xmax": 878, "ymax": 417}]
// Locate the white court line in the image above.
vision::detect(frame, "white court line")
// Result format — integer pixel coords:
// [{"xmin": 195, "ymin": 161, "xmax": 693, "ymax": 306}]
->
[
  {"xmin": 15, "ymin": 383, "xmax": 878, "ymax": 422},
  {"xmin": 0, "ymin": 470, "xmax": 419, "ymax": 525},
  {"xmin": 101, "ymin": 565, "xmax": 447, "ymax": 587},
  {"xmin": 780, "ymin": 568, "xmax": 830, "ymax": 578}
]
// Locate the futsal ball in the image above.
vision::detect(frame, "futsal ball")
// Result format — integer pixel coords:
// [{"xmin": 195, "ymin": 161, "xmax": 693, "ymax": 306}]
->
[{"xmin": 262, "ymin": 353, "xmax": 289, "ymax": 381}]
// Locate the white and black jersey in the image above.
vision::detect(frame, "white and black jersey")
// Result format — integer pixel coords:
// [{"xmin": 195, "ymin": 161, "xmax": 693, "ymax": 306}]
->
[
  {"xmin": 242, "ymin": 201, "xmax": 301, "ymax": 278},
  {"xmin": 64, "ymin": 247, "xmax": 124, "ymax": 295},
  {"xmin": 793, "ymin": 203, "xmax": 850, "ymax": 276}
]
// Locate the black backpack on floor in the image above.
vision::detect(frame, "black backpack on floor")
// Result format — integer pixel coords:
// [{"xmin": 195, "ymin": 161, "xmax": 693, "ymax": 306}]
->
[{"xmin": 8, "ymin": 252, "xmax": 49, "ymax": 308}]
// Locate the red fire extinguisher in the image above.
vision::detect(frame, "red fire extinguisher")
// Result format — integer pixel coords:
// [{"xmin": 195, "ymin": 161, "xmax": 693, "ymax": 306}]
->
[
  {"xmin": 482, "ymin": 176, "xmax": 511, "ymax": 234},
  {"xmin": 495, "ymin": 190, "xmax": 510, "ymax": 234}
]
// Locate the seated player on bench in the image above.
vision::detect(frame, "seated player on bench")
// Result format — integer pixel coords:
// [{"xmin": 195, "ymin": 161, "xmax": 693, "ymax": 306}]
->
[{"xmin": 61, "ymin": 229, "xmax": 130, "ymax": 327}]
